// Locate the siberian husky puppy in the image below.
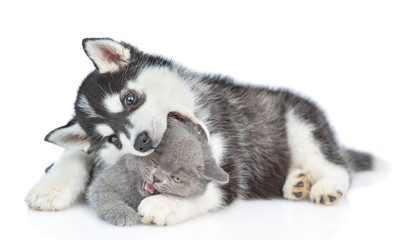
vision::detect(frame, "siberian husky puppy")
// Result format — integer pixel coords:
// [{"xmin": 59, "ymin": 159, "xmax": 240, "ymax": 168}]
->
[{"xmin": 26, "ymin": 38, "xmax": 374, "ymax": 225}]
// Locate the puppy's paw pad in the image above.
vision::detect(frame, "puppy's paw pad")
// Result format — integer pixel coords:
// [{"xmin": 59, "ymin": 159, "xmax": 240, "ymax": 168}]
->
[
  {"xmin": 283, "ymin": 170, "xmax": 311, "ymax": 201},
  {"xmin": 312, "ymin": 192, "xmax": 343, "ymax": 205},
  {"xmin": 310, "ymin": 179, "xmax": 344, "ymax": 205}
]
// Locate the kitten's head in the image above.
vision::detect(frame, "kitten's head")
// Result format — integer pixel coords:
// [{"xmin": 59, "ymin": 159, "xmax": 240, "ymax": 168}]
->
[{"xmin": 130, "ymin": 119, "xmax": 228, "ymax": 198}]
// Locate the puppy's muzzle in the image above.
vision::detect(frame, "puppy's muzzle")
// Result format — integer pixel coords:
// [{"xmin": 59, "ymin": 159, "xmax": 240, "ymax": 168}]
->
[{"xmin": 134, "ymin": 132, "xmax": 153, "ymax": 152}]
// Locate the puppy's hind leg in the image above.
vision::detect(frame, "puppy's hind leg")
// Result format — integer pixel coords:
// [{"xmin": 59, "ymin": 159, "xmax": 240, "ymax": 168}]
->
[
  {"xmin": 286, "ymin": 111, "xmax": 350, "ymax": 205},
  {"xmin": 26, "ymin": 150, "xmax": 93, "ymax": 211}
]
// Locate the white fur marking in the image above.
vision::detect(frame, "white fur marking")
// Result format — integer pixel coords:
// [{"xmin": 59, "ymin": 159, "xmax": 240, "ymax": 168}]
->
[
  {"xmin": 119, "ymin": 132, "xmax": 135, "ymax": 153},
  {"xmin": 127, "ymin": 67, "xmax": 196, "ymax": 112},
  {"xmin": 95, "ymin": 124, "xmax": 114, "ymax": 136},
  {"xmin": 104, "ymin": 94, "xmax": 123, "ymax": 113},
  {"xmin": 209, "ymin": 133, "xmax": 226, "ymax": 165},
  {"xmin": 78, "ymin": 95, "xmax": 101, "ymax": 118},
  {"xmin": 98, "ymin": 144, "xmax": 125, "ymax": 166},
  {"xmin": 286, "ymin": 111, "xmax": 343, "ymax": 181}
]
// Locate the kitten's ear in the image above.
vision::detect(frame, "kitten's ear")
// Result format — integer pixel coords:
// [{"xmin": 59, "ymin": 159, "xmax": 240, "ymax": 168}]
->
[
  {"xmin": 82, "ymin": 38, "xmax": 132, "ymax": 73},
  {"xmin": 203, "ymin": 159, "xmax": 229, "ymax": 184},
  {"xmin": 45, "ymin": 119, "xmax": 90, "ymax": 152}
]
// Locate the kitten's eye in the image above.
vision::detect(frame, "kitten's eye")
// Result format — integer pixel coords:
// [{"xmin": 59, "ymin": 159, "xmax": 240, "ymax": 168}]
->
[
  {"xmin": 123, "ymin": 92, "xmax": 137, "ymax": 106},
  {"xmin": 108, "ymin": 135, "xmax": 119, "ymax": 144},
  {"xmin": 172, "ymin": 175, "xmax": 182, "ymax": 183}
]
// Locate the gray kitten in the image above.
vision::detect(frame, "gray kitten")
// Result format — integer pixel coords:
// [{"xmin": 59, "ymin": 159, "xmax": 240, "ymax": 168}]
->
[{"xmin": 86, "ymin": 119, "xmax": 229, "ymax": 226}]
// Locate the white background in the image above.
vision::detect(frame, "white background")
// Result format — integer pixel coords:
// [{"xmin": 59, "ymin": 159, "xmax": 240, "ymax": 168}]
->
[{"xmin": 1, "ymin": 1, "xmax": 409, "ymax": 239}]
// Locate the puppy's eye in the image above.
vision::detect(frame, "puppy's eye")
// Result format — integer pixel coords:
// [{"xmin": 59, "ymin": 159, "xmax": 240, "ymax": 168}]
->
[
  {"xmin": 172, "ymin": 175, "xmax": 182, "ymax": 183},
  {"xmin": 108, "ymin": 135, "xmax": 119, "ymax": 144},
  {"xmin": 121, "ymin": 91, "xmax": 146, "ymax": 111},
  {"xmin": 123, "ymin": 92, "xmax": 137, "ymax": 106}
]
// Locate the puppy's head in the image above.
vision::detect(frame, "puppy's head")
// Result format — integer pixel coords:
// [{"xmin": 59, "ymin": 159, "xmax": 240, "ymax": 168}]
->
[{"xmin": 45, "ymin": 38, "xmax": 207, "ymax": 165}]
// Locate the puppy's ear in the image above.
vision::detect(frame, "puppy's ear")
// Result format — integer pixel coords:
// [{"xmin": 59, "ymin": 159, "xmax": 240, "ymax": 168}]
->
[
  {"xmin": 203, "ymin": 158, "xmax": 229, "ymax": 184},
  {"xmin": 82, "ymin": 38, "xmax": 132, "ymax": 73},
  {"xmin": 45, "ymin": 119, "xmax": 90, "ymax": 152}
]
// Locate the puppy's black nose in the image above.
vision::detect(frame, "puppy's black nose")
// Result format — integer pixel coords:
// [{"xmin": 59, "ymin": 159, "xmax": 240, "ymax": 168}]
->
[{"xmin": 134, "ymin": 132, "xmax": 152, "ymax": 152}]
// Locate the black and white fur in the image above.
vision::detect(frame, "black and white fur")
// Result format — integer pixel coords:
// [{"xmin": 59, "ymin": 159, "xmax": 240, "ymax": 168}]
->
[{"xmin": 26, "ymin": 38, "xmax": 373, "ymax": 225}]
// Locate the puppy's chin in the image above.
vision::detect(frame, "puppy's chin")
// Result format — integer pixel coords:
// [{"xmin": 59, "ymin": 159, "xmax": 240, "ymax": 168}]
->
[{"xmin": 134, "ymin": 148, "xmax": 155, "ymax": 157}]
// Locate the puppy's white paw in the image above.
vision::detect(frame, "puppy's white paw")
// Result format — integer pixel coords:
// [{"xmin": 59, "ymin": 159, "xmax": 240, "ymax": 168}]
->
[
  {"xmin": 309, "ymin": 178, "xmax": 345, "ymax": 205},
  {"xmin": 26, "ymin": 150, "xmax": 91, "ymax": 211},
  {"xmin": 138, "ymin": 195, "xmax": 185, "ymax": 226},
  {"xmin": 283, "ymin": 169, "xmax": 311, "ymax": 201},
  {"xmin": 26, "ymin": 178, "xmax": 79, "ymax": 211}
]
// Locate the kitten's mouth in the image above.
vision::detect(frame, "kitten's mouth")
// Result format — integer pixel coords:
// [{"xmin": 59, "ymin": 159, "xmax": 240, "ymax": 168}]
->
[{"xmin": 143, "ymin": 181, "xmax": 157, "ymax": 195}]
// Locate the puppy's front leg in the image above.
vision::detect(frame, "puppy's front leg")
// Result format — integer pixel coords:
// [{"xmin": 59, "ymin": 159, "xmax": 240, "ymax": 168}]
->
[
  {"xmin": 26, "ymin": 150, "xmax": 93, "ymax": 211},
  {"xmin": 138, "ymin": 183, "xmax": 224, "ymax": 225}
]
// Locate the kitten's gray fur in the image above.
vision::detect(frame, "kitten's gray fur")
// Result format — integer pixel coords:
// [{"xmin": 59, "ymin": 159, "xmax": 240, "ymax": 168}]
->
[{"xmin": 86, "ymin": 119, "xmax": 228, "ymax": 226}]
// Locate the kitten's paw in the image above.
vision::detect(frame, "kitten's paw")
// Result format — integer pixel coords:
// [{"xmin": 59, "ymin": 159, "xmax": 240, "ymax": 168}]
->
[
  {"xmin": 25, "ymin": 180, "xmax": 78, "ymax": 211},
  {"xmin": 283, "ymin": 169, "xmax": 311, "ymax": 200},
  {"xmin": 101, "ymin": 206, "xmax": 138, "ymax": 226},
  {"xmin": 309, "ymin": 178, "xmax": 344, "ymax": 205},
  {"xmin": 138, "ymin": 195, "xmax": 183, "ymax": 226}
]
